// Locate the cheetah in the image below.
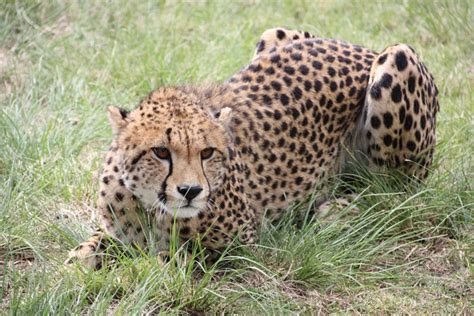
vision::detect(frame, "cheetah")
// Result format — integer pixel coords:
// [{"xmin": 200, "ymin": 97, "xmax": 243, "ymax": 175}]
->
[{"xmin": 66, "ymin": 28, "xmax": 439, "ymax": 268}]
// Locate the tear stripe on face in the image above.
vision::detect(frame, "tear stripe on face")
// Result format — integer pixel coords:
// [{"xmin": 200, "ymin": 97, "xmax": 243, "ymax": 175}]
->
[{"xmin": 158, "ymin": 154, "xmax": 173, "ymax": 205}]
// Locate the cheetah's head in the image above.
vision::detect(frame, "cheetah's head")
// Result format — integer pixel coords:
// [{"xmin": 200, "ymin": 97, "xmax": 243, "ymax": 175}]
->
[{"xmin": 108, "ymin": 87, "xmax": 233, "ymax": 218}]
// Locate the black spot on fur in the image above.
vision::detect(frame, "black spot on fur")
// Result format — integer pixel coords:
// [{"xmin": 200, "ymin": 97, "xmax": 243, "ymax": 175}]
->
[
  {"xmin": 399, "ymin": 106, "xmax": 406, "ymax": 124},
  {"xmin": 404, "ymin": 114, "xmax": 413, "ymax": 130},
  {"xmin": 383, "ymin": 112, "xmax": 394, "ymax": 128},
  {"xmin": 312, "ymin": 60, "xmax": 323, "ymax": 70},
  {"xmin": 256, "ymin": 40, "xmax": 265, "ymax": 53},
  {"xmin": 327, "ymin": 66, "xmax": 336, "ymax": 77},
  {"xmin": 380, "ymin": 73, "xmax": 393, "ymax": 89},
  {"xmin": 391, "ymin": 84, "xmax": 402, "ymax": 103},
  {"xmin": 115, "ymin": 192, "xmax": 124, "ymax": 202},
  {"xmin": 290, "ymin": 53, "xmax": 302, "ymax": 61},
  {"xmin": 345, "ymin": 76, "xmax": 353, "ymax": 86},
  {"xmin": 283, "ymin": 76, "xmax": 292, "ymax": 87},
  {"xmin": 406, "ymin": 141, "xmax": 416, "ymax": 151},
  {"xmin": 280, "ymin": 94, "xmax": 290, "ymax": 105},
  {"xmin": 348, "ymin": 86, "xmax": 357, "ymax": 97},
  {"xmin": 292, "ymin": 87, "xmax": 303, "ymax": 100},
  {"xmin": 395, "ymin": 51, "xmax": 408, "ymax": 71},
  {"xmin": 276, "ymin": 29, "xmax": 286, "ymax": 40},
  {"xmin": 308, "ymin": 49, "xmax": 318, "ymax": 57},
  {"xmin": 314, "ymin": 80, "xmax": 322, "ymax": 92},
  {"xmin": 274, "ymin": 110, "xmax": 282, "ymax": 120},
  {"xmin": 378, "ymin": 54, "xmax": 387, "ymax": 65},
  {"xmin": 414, "ymin": 100, "xmax": 420, "ymax": 114},
  {"xmin": 317, "ymin": 47, "xmax": 326, "ymax": 54},
  {"xmin": 270, "ymin": 54, "xmax": 281, "ymax": 63},
  {"xmin": 180, "ymin": 226, "xmax": 190, "ymax": 235},
  {"xmin": 408, "ymin": 76, "xmax": 416, "ymax": 93},
  {"xmin": 420, "ymin": 115, "xmax": 426, "ymax": 129},
  {"xmin": 370, "ymin": 84, "xmax": 382, "ymax": 100},
  {"xmin": 298, "ymin": 65, "xmax": 309, "ymax": 75},
  {"xmin": 290, "ymin": 127, "xmax": 298, "ymax": 138},
  {"xmin": 265, "ymin": 67, "xmax": 275, "ymax": 75},
  {"xmin": 119, "ymin": 108, "xmax": 129, "ymax": 119},
  {"xmin": 283, "ymin": 66, "xmax": 295, "ymax": 75},
  {"xmin": 270, "ymin": 81, "xmax": 282, "ymax": 91},
  {"xmin": 371, "ymin": 116, "xmax": 381, "ymax": 129},
  {"xmin": 415, "ymin": 130, "xmax": 421, "ymax": 142}
]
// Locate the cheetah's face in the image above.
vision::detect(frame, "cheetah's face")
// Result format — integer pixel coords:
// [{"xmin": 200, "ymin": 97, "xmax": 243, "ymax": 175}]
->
[{"xmin": 108, "ymin": 89, "xmax": 232, "ymax": 218}]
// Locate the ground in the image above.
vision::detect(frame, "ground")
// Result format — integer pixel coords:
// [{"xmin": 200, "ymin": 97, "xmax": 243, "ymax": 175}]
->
[{"xmin": 0, "ymin": 1, "xmax": 472, "ymax": 314}]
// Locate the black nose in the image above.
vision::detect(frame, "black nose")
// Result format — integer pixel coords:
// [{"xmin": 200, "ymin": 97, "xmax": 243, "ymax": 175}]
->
[{"xmin": 177, "ymin": 185, "xmax": 203, "ymax": 201}]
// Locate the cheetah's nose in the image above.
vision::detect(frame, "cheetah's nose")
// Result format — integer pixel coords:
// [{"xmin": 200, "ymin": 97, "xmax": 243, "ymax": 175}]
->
[{"xmin": 177, "ymin": 185, "xmax": 203, "ymax": 201}]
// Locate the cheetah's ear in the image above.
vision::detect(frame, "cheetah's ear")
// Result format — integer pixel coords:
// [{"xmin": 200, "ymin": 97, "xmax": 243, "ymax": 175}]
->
[
  {"xmin": 215, "ymin": 107, "xmax": 232, "ymax": 125},
  {"xmin": 107, "ymin": 106, "xmax": 129, "ymax": 134}
]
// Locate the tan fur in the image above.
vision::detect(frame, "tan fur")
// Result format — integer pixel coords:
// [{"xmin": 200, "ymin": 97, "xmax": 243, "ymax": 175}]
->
[{"xmin": 66, "ymin": 28, "xmax": 439, "ymax": 268}]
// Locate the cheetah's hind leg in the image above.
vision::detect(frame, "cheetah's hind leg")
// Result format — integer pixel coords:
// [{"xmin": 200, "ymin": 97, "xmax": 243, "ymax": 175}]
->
[
  {"xmin": 353, "ymin": 44, "xmax": 439, "ymax": 181},
  {"xmin": 315, "ymin": 194, "xmax": 359, "ymax": 218},
  {"xmin": 293, "ymin": 192, "xmax": 360, "ymax": 228}
]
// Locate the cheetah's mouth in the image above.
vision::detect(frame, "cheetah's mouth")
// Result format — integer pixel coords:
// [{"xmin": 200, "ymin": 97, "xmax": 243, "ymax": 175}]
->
[
  {"xmin": 157, "ymin": 197, "xmax": 206, "ymax": 218},
  {"xmin": 156, "ymin": 191, "xmax": 207, "ymax": 218}
]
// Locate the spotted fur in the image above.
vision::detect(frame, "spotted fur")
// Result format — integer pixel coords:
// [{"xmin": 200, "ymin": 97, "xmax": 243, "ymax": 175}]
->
[{"xmin": 66, "ymin": 28, "xmax": 439, "ymax": 268}]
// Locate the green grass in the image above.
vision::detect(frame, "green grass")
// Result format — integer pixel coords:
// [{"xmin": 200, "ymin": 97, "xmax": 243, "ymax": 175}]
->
[{"xmin": 1, "ymin": 0, "xmax": 473, "ymax": 314}]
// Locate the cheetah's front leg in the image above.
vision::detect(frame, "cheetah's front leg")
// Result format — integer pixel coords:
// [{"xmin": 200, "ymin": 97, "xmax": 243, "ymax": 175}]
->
[
  {"xmin": 65, "ymin": 146, "xmax": 152, "ymax": 269},
  {"xmin": 65, "ymin": 229, "xmax": 108, "ymax": 269}
]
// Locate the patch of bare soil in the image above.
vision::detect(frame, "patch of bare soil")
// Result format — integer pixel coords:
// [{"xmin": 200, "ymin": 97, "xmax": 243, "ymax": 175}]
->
[
  {"xmin": 334, "ymin": 236, "xmax": 473, "ymax": 313},
  {"xmin": 0, "ymin": 247, "xmax": 35, "ymax": 311}
]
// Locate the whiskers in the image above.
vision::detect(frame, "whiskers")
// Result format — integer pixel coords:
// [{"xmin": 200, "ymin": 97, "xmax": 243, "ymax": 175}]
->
[
  {"xmin": 147, "ymin": 198, "xmax": 167, "ymax": 215},
  {"xmin": 205, "ymin": 198, "xmax": 217, "ymax": 212}
]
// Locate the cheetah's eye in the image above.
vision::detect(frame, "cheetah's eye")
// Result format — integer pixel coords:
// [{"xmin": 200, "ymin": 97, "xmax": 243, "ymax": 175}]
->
[
  {"xmin": 201, "ymin": 148, "xmax": 215, "ymax": 160},
  {"xmin": 152, "ymin": 147, "xmax": 171, "ymax": 160}
]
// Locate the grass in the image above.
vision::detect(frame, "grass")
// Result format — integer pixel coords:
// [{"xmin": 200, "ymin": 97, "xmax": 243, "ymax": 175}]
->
[{"xmin": 1, "ymin": 0, "xmax": 473, "ymax": 313}]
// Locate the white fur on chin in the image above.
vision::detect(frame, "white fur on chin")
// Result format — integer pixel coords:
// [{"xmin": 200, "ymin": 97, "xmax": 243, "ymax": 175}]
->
[{"xmin": 158, "ymin": 201, "xmax": 201, "ymax": 218}]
